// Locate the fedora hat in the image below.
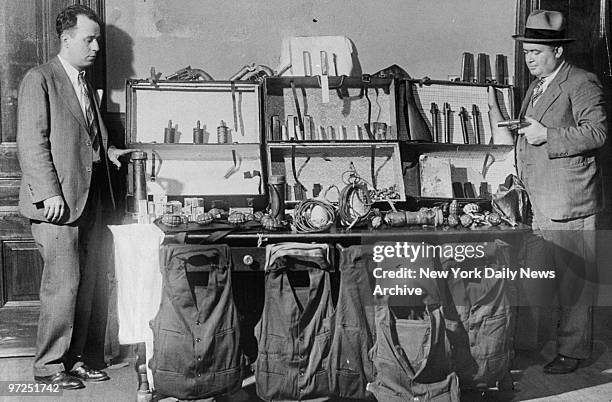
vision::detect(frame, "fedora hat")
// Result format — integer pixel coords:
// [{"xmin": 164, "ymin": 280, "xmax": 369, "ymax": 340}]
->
[{"xmin": 513, "ymin": 9, "xmax": 575, "ymax": 43}]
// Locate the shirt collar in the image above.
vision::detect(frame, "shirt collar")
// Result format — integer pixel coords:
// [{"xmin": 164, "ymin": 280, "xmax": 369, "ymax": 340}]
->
[
  {"xmin": 539, "ymin": 61, "xmax": 565, "ymax": 88},
  {"xmin": 58, "ymin": 55, "xmax": 83, "ymax": 86}
]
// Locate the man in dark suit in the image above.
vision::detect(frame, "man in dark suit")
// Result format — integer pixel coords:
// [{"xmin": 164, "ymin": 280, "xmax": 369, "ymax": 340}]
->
[
  {"xmin": 17, "ymin": 5, "xmax": 134, "ymax": 389},
  {"xmin": 514, "ymin": 10, "xmax": 607, "ymax": 374}
]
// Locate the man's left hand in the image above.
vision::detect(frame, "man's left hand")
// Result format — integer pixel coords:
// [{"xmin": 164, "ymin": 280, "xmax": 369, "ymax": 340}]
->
[
  {"xmin": 107, "ymin": 146, "xmax": 140, "ymax": 169},
  {"xmin": 518, "ymin": 116, "xmax": 548, "ymax": 145}
]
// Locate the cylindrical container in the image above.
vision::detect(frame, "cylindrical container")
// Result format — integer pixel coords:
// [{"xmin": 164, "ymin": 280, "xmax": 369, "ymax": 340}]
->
[
  {"xmin": 193, "ymin": 120, "xmax": 204, "ymax": 143},
  {"xmin": 130, "ymin": 151, "xmax": 148, "ymax": 215},
  {"xmin": 268, "ymin": 175, "xmax": 286, "ymax": 221},
  {"xmin": 164, "ymin": 120, "xmax": 175, "ymax": 143},
  {"xmin": 217, "ymin": 120, "xmax": 229, "ymax": 144}
]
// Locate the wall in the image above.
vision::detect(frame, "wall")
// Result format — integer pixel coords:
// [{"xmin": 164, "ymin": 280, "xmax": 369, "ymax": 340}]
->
[{"xmin": 104, "ymin": 0, "xmax": 516, "ymax": 113}]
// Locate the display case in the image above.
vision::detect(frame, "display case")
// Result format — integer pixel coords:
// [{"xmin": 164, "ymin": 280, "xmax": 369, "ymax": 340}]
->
[
  {"xmin": 124, "ymin": 80, "xmax": 266, "ymax": 210},
  {"xmin": 263, "ymin": 76, "xmax": 405, "ymax": 203},
  {"xmin": 399, "ymin": 79, "xmax": 516, "ymax": 201}
]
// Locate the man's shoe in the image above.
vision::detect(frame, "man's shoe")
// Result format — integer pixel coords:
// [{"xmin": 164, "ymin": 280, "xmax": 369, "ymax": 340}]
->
[
  {"xmin": 69, "ymin": 365, "xmax": 110, "ymax": 382},
  {"xmin": 543, "ymin": 355, "xmax": 581, "ymax": 374},
  {"xmin": 34, "ymin": 371, "xmax": 85, "ymax": 390}
]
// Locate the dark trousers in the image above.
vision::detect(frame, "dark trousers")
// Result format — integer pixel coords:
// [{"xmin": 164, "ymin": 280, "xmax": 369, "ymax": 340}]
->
[
  {"xmin": 31, "ymin": 166, "xmax": 104, "ymax": 377},
  {"xmin": 522, "ymin": 206, "xmax": 597, "ymax": 359}
]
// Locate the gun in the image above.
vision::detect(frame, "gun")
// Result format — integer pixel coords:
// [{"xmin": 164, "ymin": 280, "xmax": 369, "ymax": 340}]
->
[
  {"xmin": 166, "ymin": 66, "xmax": 213, "ymax": 81},
  {"xmin": 497, "ymin": 119, "xmax": 530, "ymax": 131}
]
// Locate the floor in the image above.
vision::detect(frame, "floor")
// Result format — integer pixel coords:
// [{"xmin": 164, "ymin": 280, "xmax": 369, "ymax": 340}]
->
[
  {"xmin": 2, "ymin": 307, "xmax": 612, "ymax": 401},
  {"xmin": 0, "ymin": 344, "xmax": 612, "ymax": 401}
]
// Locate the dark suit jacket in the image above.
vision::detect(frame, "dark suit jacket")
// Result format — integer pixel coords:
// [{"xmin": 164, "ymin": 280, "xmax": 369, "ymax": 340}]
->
[
  {"xmin": 517, "ymin": 62, "xmax": 607, "ymax": 220},
  {"xmin": 17, "ymin": 56, "xmax": 115, "ymax": 224}
]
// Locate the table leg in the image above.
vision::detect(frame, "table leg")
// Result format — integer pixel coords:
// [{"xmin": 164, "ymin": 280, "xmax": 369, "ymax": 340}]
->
[{"xmin": 134, "ymin": 342, "xmax": 152, "ymax": 401}]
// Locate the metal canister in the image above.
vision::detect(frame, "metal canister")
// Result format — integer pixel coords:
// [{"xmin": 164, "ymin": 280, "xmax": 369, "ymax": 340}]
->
[
  {"xmin": 193, "ymin": 120, "xmax": 204, "ymax": 143},
  {"xmin": 164, "ymin": 120, "xmax": 175, "ymax": 143},
  {"xmin": 130, "ymin": 151, "xmax": 148, "ymax": 214},
  {"xmin": 217, "ymin": 120, "xmax": 229, "ymax": 144}
]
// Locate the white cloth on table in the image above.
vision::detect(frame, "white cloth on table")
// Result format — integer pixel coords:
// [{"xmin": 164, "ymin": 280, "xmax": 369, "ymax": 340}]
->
[{"xmin": 108, "ymin": 223, "xmax": 165, "ymax": 388}]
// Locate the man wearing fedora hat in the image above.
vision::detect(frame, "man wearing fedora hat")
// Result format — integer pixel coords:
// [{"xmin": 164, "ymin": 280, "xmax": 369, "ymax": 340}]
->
[{"xmin": 514, "ymin": 10, "xmax": 607, "ymax": 374}]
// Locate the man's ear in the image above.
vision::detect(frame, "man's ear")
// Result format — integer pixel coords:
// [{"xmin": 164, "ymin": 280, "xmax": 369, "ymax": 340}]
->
[
  {"xmin": 554, "ymin": 45, "xmax": 564, "ymax": 59},
  {"xmin": 60, "ymin": 32, "xmax": 70, "ymax": 47}
]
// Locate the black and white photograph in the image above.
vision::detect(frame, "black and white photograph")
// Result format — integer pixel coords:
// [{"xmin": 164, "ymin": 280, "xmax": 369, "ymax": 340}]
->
[{"xmin": 1, "ymin": 1, "xmax": 612, "ymax": 401}]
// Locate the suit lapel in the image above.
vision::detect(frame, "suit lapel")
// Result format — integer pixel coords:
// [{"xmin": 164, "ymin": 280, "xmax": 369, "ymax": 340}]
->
[
  {"xmin": 527, "ymin": 62, "xmax": 570, "ymax": 121},
  {"xmin": 49, "ymin": 57, "xmax": 89, "ymax": 131}
]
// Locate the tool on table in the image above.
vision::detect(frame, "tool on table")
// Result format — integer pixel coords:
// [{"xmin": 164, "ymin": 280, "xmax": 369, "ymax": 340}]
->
[
  {"xmin": 430, "ymin": 102, "xmax": 439, "ymax": 142},
  {"xmin": 303, "ymin": 51, "xmax": 312, "ymax": 76},
  {"xmin": 287, "ymin": 115, "xmax": 295, "ymax": 140},
  {"xmin": 461, "ymin": 52, "xmax": 474, "ymax": 83},
  {"xmin": 295, "ymin": 116, "xmax": 303, "ymax": 140},
  {"xmin": 480, "ymin": 152, "xmax": 495, "ymax": 179},
  {"xmin": 303, "ymin": 115, "xmax": 313, "ymax": 140},
  {"xmin": 291, "ymin": 145, "xmax": 306, "ymax": 200},
  {"xmin": 281, "ymin": 124, "xmax": 289, "ymax": 141},
  {"xmin": 224, "ymin": 149, "xmax": 242, "ymax": 179},
  {"xmin": 353, "ymin": 125, "xmax": 361, "ymax": 140},
  {"xmin": 405, "ymin": 81, "xmax": 432, "ymax": 141},
  {"xmin": 363, "ymin": 87, "xmax": 375, "ymax": 140},
  {"xmin": 271, "ymin": 115, "xmax": 281, "ymax": 141},
  {"xmin": 337, "ymin": 125, "xmax": 346, "ymax": 140},
  {"xmin": 327, "ymin": 126, "xmax": 335, "ymax": 140},
  {"xmin": 320, "ymin": 51, "xmax": 330, "ymax": 103},
  {"xmin": 443, "ymin": 102, "xmax": 452, "ymax": 143},
  {"xmin": 471, "ymin": 104, "xmax": 481, "ymax": 144},
  {"xmin": 477, "ymin": 53, "xmax": 487, "ymax": 84},
  {"xmin": 193, "ymin": 120, "xmax": 204, "ymax": 144},
  {"xmin": 459, "ymin": 106, "xmax": 470, "ymax": 144},
  {"xmin": 290, "ymin": 80, "xmax": 304, "ymax": 139},
  {"xmin": 488, "ymin": 87, "xmax": 513, "ymax": 144}
]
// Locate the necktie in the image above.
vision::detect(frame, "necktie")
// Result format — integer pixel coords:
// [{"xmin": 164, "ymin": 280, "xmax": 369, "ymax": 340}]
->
[
  {"xmin": 78, "ymin": 71, "xmax": 100, "ymax": 161},
  {"xmin": 531, "ymin": 78, "xmax": 545, "ymax": 106}
]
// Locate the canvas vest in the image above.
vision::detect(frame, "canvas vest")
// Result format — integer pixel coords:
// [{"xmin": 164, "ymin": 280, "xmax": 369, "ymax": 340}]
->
[
  {"xmin": 149, "ymin": 243, "xmax": 242, "ymax": 399},
  {"xmin": 329, "ymin": 245, "xmax": 377, "ymax": 400},
  {"xmin": 367, "ymin": 241, "xmax": 460, "ymax": 402},
  {"xmin": 255, "ymin": 243, "xmax": 335, "ymax": 402},
  {"xmin": 367, "ymin": 304, "xmax": 460, "ymax": 402}
]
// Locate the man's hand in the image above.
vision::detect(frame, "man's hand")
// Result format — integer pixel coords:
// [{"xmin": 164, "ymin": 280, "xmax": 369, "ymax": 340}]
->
[
  {"xmin": 107, "ymin": 146, "xmax": 140, "ymax": 169},
  {"xmin": 518, "ymin": 116, "xmax": 548, "ymax": 145},
  {"xmin": 43, "ymin": 195, "xmax": 66, "ymax": 223}
]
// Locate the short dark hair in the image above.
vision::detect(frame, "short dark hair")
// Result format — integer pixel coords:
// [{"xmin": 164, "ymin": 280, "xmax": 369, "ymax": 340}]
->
[{"xmin": 56, "ymin": 5, "xmax": 101, "ymax": 38}]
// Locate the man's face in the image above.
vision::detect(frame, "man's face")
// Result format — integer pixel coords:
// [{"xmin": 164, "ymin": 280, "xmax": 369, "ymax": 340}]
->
[
  {"xmin": 61, "ymin": 15, "xmax": 101, "ymax": 70},
  {"xmin": 522, "ymin": 43, "xmax": 563, "ymax": 78}
]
